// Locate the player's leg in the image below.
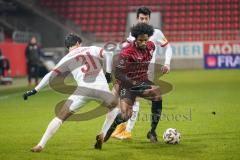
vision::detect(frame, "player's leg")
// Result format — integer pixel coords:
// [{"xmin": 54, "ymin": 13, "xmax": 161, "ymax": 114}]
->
[
  {"xmin": 97, "ymin": 107, "xmax": 120, "ymax": 136},
  {"xmin": 114, "ymin": 100, "xmax": 139, "ymax": 140},
  {"xmin": 141, "ymin": 84, "xmax": 162, "ymax": 143},
  {"xmin": 114, "ymin": 71, "xmax": 156, "ymax": 140},
  {"xmin": 126, "ymin": 101, "xmax": 139, "ymax": 133},
  {"xmin": 103, "ymin": 98, "xmax": 133, "ymax": 143},
  {"xmin": 95, "ymin": 86, "xmax": 139, "ymax": 149},
  {"xmin": 31, "ymin": 102, "xmax": 73, "ymax": 152},
  {"xmin": 31, "ymin": 95, "xmax": 86, "ymax": 152},
  {"xmin": 102, "ymin": 84, "xmax": 121, "ymax": 136},
  {"xmin": 94, "ymin": 105, "xmax": 120, "ymax": 150},
  {"xmin": 96, "ymin": 86, "xmax": 120, "ymax": 138},
  {"xmin": 94, "ymin": 84, "xmax": 120, "ymax": 149},
  {"xmin": 110, "ymin": 84, "xmax": 127, "ymax": 137}
]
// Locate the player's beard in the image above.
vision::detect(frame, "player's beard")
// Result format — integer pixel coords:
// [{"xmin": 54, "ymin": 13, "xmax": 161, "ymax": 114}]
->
[
  {"xmin": 135, "ymin": 41, "xmax": 146, "ymax": 50},
  {"xmin": 137, "ymin": 44, "xmax": 146, "ymax": 50},
  {"xmin": 139, "ymin": 45, "xmax": 146, "ymax": 50}
]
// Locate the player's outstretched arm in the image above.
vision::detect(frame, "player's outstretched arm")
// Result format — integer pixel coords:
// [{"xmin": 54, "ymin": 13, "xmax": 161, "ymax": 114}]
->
[
  {"xmin": 161, "ymin": 44, "xmax": 172, "ymax": 74},
  {"xmin": 23, "ymin": 71, "xmax": 54, "ymax": 100},
  {"xmin": 23, "ymin": 53, "xmax": 69, "ymax": 101},
  {"xmin": 164, "ymin": 43, "xmax": 172, "ymax": 66},
  {"xmin": 155, "ymin": 29, "xmax": 172, "ymax": 74}
]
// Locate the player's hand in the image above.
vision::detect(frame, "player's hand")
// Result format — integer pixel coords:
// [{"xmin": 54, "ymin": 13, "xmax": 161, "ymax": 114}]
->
[
  {"xmin": 23, "ymin": 89, "xmax": 37, "ymax": 100},
  {"xmin": 161, "ymin": 64, "xmax": 170, "ymax": 74},
  {"xmin": 105, "ymin": 72, "xmax": 112, "ymax": 83}
]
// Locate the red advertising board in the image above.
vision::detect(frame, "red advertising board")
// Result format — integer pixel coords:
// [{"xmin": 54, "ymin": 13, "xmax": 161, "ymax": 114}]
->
[{"xmin": 0, "ymin": 42, "xmax": 27, "ymax": 77}]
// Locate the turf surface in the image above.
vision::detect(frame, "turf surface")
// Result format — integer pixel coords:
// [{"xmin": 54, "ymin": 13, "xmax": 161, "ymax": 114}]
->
[{"xmin": 0, "ymin": 70, "xmax": 239, "ymax": 160}]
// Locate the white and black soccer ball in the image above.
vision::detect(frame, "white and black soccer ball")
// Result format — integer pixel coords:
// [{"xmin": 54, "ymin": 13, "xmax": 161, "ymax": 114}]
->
[{"xmin": 163, "ymin": 128, "xmax": 181, "ymax": 144}]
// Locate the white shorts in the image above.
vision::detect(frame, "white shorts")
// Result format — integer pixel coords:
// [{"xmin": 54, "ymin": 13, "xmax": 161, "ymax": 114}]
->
[{"xmin": 68, "ymin": 83, "xmax": 114, "ymax": 112}]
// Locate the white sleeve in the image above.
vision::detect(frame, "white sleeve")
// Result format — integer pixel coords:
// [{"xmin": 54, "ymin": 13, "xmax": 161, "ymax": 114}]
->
[
  {"xmin": 94, "ymin": 46, "xmax": 113, "ymax": 73},
  {"xmin": 104, "ymin": 50, "xmax": 113, "ymax": 73},
  {"xmin": 35, "ymin": 56, "xmax": 69, "ymax": 91},
  {"xmin": 164, "ymin": 43, "xmax": 173, "ymax": 65},
  {"xmin": 155, "ymin": 29, "xmax": 169, "ymax": 47},
  {"xmin": 35, "ymin": 71, "xmax": 54, "ymax": 91},
  {"xmin": 153, "ymin": 30, "xmax": 172, "ymax": 65},
  {"xmin": 95, "ymin": 47, "xmax": 105, "ymax": 61}
]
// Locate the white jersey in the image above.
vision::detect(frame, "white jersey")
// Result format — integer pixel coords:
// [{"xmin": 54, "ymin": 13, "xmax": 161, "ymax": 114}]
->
[
  {"xmin": 34, "ymin": 46, "xmax": 114, "ymax": 112},
  {"xmin": 53, "ymin": 46, "xmax": 108, "ymax": 87},
  {"xmin": 127, "ymin": 29, "xmax": 169, "ymax": 63},
  {"xmin": 35, "ymin": 46, "xmax": 113, "ymax": 92}
]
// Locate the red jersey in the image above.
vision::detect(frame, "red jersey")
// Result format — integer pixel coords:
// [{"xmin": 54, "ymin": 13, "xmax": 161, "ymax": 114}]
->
[{"xmin": 115, "ymin": 41, "xmax": 155, "ymax": 85}]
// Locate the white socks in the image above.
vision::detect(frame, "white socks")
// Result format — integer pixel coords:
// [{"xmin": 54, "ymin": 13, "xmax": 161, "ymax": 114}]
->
[
  {"xmin": 100, "ymin": 107, "xmax": 120, "ymax": 137},
  {"xmin": 37, "ymin": 117, "xmax": 63, "ymax": 148},
  {"xmin": 126, "ymin": 102, "xmax": 140, "ymax": 132}
]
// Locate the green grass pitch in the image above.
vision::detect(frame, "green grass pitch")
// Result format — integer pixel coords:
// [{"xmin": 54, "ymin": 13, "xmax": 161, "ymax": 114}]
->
[{"xmin": 0, "ymin": 70, "xmax": 239, "ymax": 160}]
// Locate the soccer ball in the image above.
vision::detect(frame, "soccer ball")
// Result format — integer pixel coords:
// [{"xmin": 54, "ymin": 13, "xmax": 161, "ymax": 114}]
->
[{"xmin": 163, "ymin": 128, "xmax": 181, "ymax": 144}]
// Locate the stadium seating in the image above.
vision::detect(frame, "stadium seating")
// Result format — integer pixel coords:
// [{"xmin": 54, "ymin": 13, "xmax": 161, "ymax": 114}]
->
[{"xmin": 40, "ymin": 0, "xmax": 240, "ymax": 42}]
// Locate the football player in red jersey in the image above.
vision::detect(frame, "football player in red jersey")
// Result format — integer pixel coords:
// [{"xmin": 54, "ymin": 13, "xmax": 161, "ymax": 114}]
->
[
  {"xmin": 111, "ymin": 6, "xmax": 172, "ymax": 141},
  {"xmin": 95, "ymin": 23, "xmax": 163, "ymax": 149}
]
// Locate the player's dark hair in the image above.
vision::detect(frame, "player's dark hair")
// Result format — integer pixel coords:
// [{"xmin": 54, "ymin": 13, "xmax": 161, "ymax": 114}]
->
[
  {"xmin": 131, "ymin": 23, "xmax": 154, "ymax": 39},
  {"xmin": 136, "ymin": 7, "xmax": 151, "ymax": 18},
  {"xmin": 64, "ymin": 33, "xmax": 82, "ymax": 49}
]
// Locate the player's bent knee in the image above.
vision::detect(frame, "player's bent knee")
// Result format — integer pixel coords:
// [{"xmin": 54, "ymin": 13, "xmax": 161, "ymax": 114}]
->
[
  {"xmin": 57, "ymin": 103, "xmax": 74, "ymax": 121},
  {"xmin": 57, "ymin": 111, "xmax": 73, "ymax": 121},
  {"xmin": 153, "ymin": 95, "xmax": 162, "ymax": 101},
  {"xmin": 149, "ymin": 86, "xmax": 162, "ymax": 101}
]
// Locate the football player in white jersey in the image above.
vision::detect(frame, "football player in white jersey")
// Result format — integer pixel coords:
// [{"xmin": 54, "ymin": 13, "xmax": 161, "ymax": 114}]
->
[
  {"xmin": 111, "ymin": 7, "xmax": 173, "ymax": 142},
  {"xmin": 23, "ymin": 33, "xmax": 119, "ymax": 152}
]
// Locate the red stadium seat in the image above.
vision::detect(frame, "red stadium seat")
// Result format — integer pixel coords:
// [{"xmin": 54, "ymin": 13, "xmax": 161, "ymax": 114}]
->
[
  {"xmin": 187, "ymin": 17, "xmax": 193, "ymax": 24},
  {"xmin": 195, "ymin": 11, "xmax": 201, "ymax": 17},
  {"xmin": 81, "ymin": 19, "xmax": 88, "ymax": 25},
  {"xmin": 233, "ymin": 23, "xmax": 239, "ymax": 29},
  {"xmin": 95, "ymin": 25, "xmax": 102, "ymax": 32},
  {"xmin": 179, "ymin": 24, "xmax": 185, "ymax": 31},
  {"xmin": 163, "ymin": 24, "xmax": 170, "ymax": 30},
  {"xmin": 105, "ymin": 13, "xmax": 111, "ymax": 19},
  {"xmin": 105, "ymin": 19, "xmax": 111, "ymax": 25},
  {"xmin": 188, "ymin": 4, "xmax": 194, "ymax": 11},
  {"xmin": 81, "ymin": 25, "xmax": 87, "ymax": 31},
  {"xmin": 209, "ymin": 4, "xmax": 215, "ymax": 10},
  {"xmin": 164, "ymin": 12, "xmax": 171, "ymax": 17},
  {"xmin": 40, "ymin": 0, "xmax": 240, "ymax": 42},
  {"xmin": 179, "ymin": 11, "xmax": 186, "ymax": 17},
  {"xmin": 164, "ymin": 5, "xmax": 171, "ymax": 12},
  {"xmin": 179, "ymin": 5, "xmax": 186, "ymax": 11},
  {"xmin": 172, "ymin": 18, "xmax": 178, "ymax": 24},
  {"xmin": 178, "ymin": 17, "xmax": 185, "ymax": 24},
  {"xmin": 218, "ymin": 23, "xmax": 223, "ymax": 30}
]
